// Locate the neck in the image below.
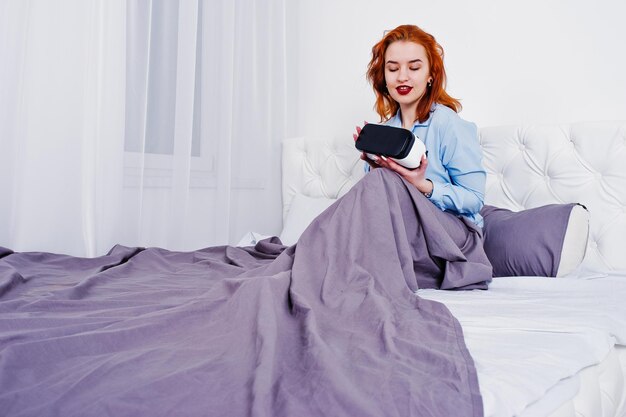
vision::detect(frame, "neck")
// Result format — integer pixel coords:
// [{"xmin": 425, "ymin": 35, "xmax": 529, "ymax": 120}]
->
[{"xmin": 399, "ymin": 103, "xmax": 418, "ymax": 129}]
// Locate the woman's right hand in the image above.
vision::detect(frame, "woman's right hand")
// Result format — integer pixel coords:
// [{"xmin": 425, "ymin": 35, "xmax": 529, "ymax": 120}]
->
[{"xmin": 353, "ymin": 122, "xmax": 379, "ymax": 169}]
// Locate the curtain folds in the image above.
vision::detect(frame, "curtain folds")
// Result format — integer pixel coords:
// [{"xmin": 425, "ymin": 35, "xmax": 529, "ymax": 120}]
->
[{"xmin": 0, "ymin": 0, "xmax": 287, "ymax": 257}]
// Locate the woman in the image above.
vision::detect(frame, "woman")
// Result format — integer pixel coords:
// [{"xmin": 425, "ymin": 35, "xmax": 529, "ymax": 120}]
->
[{"xmin": 354, "ymin": 24, "xmax": 486, "ymax": 227}]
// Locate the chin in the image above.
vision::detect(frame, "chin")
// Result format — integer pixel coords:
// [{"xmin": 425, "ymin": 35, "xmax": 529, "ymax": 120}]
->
[
  {"xmin": 394, "ymin": 91, "xmax": 424, "ymax": 105},
  {"xmin": 394, "ymin": 96, "xmax": 419, "ymax": 106}
]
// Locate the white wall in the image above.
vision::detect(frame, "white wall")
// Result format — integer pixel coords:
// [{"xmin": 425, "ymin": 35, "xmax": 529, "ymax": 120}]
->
[
  {"xmin": 286, "ymin": 0, "xmax": 626, "ymax": 141},
  {"xmin": 3, "ymin": 1, "xmax": 624, "ymax": 249}
]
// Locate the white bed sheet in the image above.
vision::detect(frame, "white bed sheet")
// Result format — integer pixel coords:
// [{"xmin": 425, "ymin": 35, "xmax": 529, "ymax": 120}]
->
[
  {"xmin": 238, "ymin": 232, "xmax": 626, "ymax": 415},
  {"xmin": 418, "ymin": 275, "xmax": 626, "ymax": 417}
]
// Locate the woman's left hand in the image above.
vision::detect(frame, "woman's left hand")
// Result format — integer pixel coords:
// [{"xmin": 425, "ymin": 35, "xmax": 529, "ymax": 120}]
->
[{"xmin": 375, "ymin": 154, "xmax": 433, "ymax": 195}]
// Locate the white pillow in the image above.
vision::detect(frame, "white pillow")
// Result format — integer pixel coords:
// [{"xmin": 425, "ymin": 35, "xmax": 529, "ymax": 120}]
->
[
  {"xmin": 280, "ymin": 194, "xmax": 336, "ymax": 246},
  {"xmin": 557, "ymin": 204, "xmax": 590, "ymax": 277}
]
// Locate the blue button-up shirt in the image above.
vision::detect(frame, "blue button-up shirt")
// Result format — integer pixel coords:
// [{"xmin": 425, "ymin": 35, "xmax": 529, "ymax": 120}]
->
[{"xmin": 371, "ymin": 103, "xmax": 486, "ymax": 226}]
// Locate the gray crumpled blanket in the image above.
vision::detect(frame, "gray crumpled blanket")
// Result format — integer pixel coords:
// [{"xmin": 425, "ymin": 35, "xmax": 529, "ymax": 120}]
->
[{"xmin": 0, "ymin": 168, "xmax": 491, "ymax": 417}]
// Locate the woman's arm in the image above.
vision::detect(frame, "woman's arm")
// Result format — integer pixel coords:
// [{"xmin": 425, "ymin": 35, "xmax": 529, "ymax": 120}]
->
[
  {"xmin": 428, "ymin": 118, "xmax": 485, "ymax": 216},
  {"xmin": 376, "ymin": 116, "xmax": 486, "ymax": 217}
]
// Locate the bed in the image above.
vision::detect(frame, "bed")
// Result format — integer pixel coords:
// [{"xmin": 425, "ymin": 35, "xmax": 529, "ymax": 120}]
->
[
  {"xmin": 279, "ymin": 121, "xmax": 626, "ymax": 417},
  {"xmin": 1, "ymin": 122, "xmax": 625, "ymax": 417}
]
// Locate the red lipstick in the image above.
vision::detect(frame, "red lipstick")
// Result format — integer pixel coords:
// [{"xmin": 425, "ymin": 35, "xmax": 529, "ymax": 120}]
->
[{"xmin": 396, "ymin": 86, "xmax": 412, "ymax": 96}]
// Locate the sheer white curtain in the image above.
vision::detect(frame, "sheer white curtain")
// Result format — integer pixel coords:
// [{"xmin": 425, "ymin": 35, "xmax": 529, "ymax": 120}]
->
[{"xmin": 0, "ymin": 0, "xmax": 286, "ymax": 257}]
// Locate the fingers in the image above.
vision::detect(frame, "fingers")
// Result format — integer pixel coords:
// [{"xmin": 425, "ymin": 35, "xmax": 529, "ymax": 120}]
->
[
  {"xmin": 361, "ymin": 152, "xmax": 371, "ymax": 162},
  {"xmin": 390, "ymin": 159, "xmax": 413, "ymax": 176},
  {"xmin": 361, "ymin": 153, "xmax": 378, "ymax": 169},
  {"xmin": 374, "ymin": 156, "xmax": 399, "ymax": 172},
  {"xmin": 354, "ymin": 125, "xmax": 363, "ymax": 142},
  {"xmin": 417, "ymin": 154, "xmax": 429, "ymax": 172}
]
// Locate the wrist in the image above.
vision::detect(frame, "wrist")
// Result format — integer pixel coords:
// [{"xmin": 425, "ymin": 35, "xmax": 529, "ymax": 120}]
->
[{"xmin": 421, "ymin": 179, "xmax": 433, "ymax": 198}]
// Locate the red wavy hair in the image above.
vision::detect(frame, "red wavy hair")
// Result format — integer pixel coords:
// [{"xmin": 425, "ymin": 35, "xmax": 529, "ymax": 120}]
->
[{"xmin": 366, "ymin": 25, "xmax": 461, "ymax": 123}]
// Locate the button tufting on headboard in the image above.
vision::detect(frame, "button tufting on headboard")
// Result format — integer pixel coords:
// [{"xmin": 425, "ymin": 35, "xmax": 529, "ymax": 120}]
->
[
  {"xmin": 282, "ymin": 137, "xmax": 365, "ymax": 220},
  {"xmin": 479, "ymin": 122, "xmax": 626, "ymax": 272},
  {"xmin": 282, "ymin": 121, "xmax": 626, "ymax": 273}
]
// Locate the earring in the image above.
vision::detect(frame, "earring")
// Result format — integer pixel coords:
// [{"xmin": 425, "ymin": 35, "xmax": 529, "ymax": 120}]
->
[{"xmin": 427, "ymin": 79, "xmax": 433, "ymax": 87}]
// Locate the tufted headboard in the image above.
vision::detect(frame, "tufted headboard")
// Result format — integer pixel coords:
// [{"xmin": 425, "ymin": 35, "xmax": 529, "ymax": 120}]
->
[{"xmin": 282, "ymin": 121, "xmax": 626, "ymax": 273}]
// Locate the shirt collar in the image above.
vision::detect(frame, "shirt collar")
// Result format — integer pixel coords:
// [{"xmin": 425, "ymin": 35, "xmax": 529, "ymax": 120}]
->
[{"xmin": 388, "ymin": 103, "xmax": 437, "ymax": 130}]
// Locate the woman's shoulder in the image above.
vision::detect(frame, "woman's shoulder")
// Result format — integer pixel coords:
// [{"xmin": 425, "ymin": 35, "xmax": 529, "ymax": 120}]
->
[
  {"xmin": 431, "ymin": 103, "xmax": 463, "ymax": 121},
  {"xmin": 429, "ymin": 103, "xmax": 478, "ymax": 144},
  {"xmin": 431, "ymin": 103, "xmax": 476, "ymax": 130}
]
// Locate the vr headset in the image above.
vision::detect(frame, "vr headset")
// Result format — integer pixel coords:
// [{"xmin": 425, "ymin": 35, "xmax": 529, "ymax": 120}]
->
[{"xmin": 355, "ymin": 124, "xmax": 426, "ymax": 169}]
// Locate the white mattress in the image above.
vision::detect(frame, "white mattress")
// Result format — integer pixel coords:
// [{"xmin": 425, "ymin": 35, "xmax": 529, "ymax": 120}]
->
[{"xmin": 418, "ymin": 274, "xmax": 626, "ymax": 417}]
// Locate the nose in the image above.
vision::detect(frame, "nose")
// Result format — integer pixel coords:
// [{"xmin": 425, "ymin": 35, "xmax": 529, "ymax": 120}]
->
[{"xmin": 397, "ymin": 66, "xmax": 409, "ymax": 82}]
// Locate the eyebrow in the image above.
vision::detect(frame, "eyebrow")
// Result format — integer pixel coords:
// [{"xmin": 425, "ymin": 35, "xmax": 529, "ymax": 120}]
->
[{"xmin": 385, "ymin": 59, "xmax": 423, "ymax": 65}]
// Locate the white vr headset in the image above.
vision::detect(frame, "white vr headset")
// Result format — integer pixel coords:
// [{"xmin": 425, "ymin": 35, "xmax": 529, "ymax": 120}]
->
[{"xmin": 355, "ymin": 124, "xmax": 426, "ymax": 169}]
